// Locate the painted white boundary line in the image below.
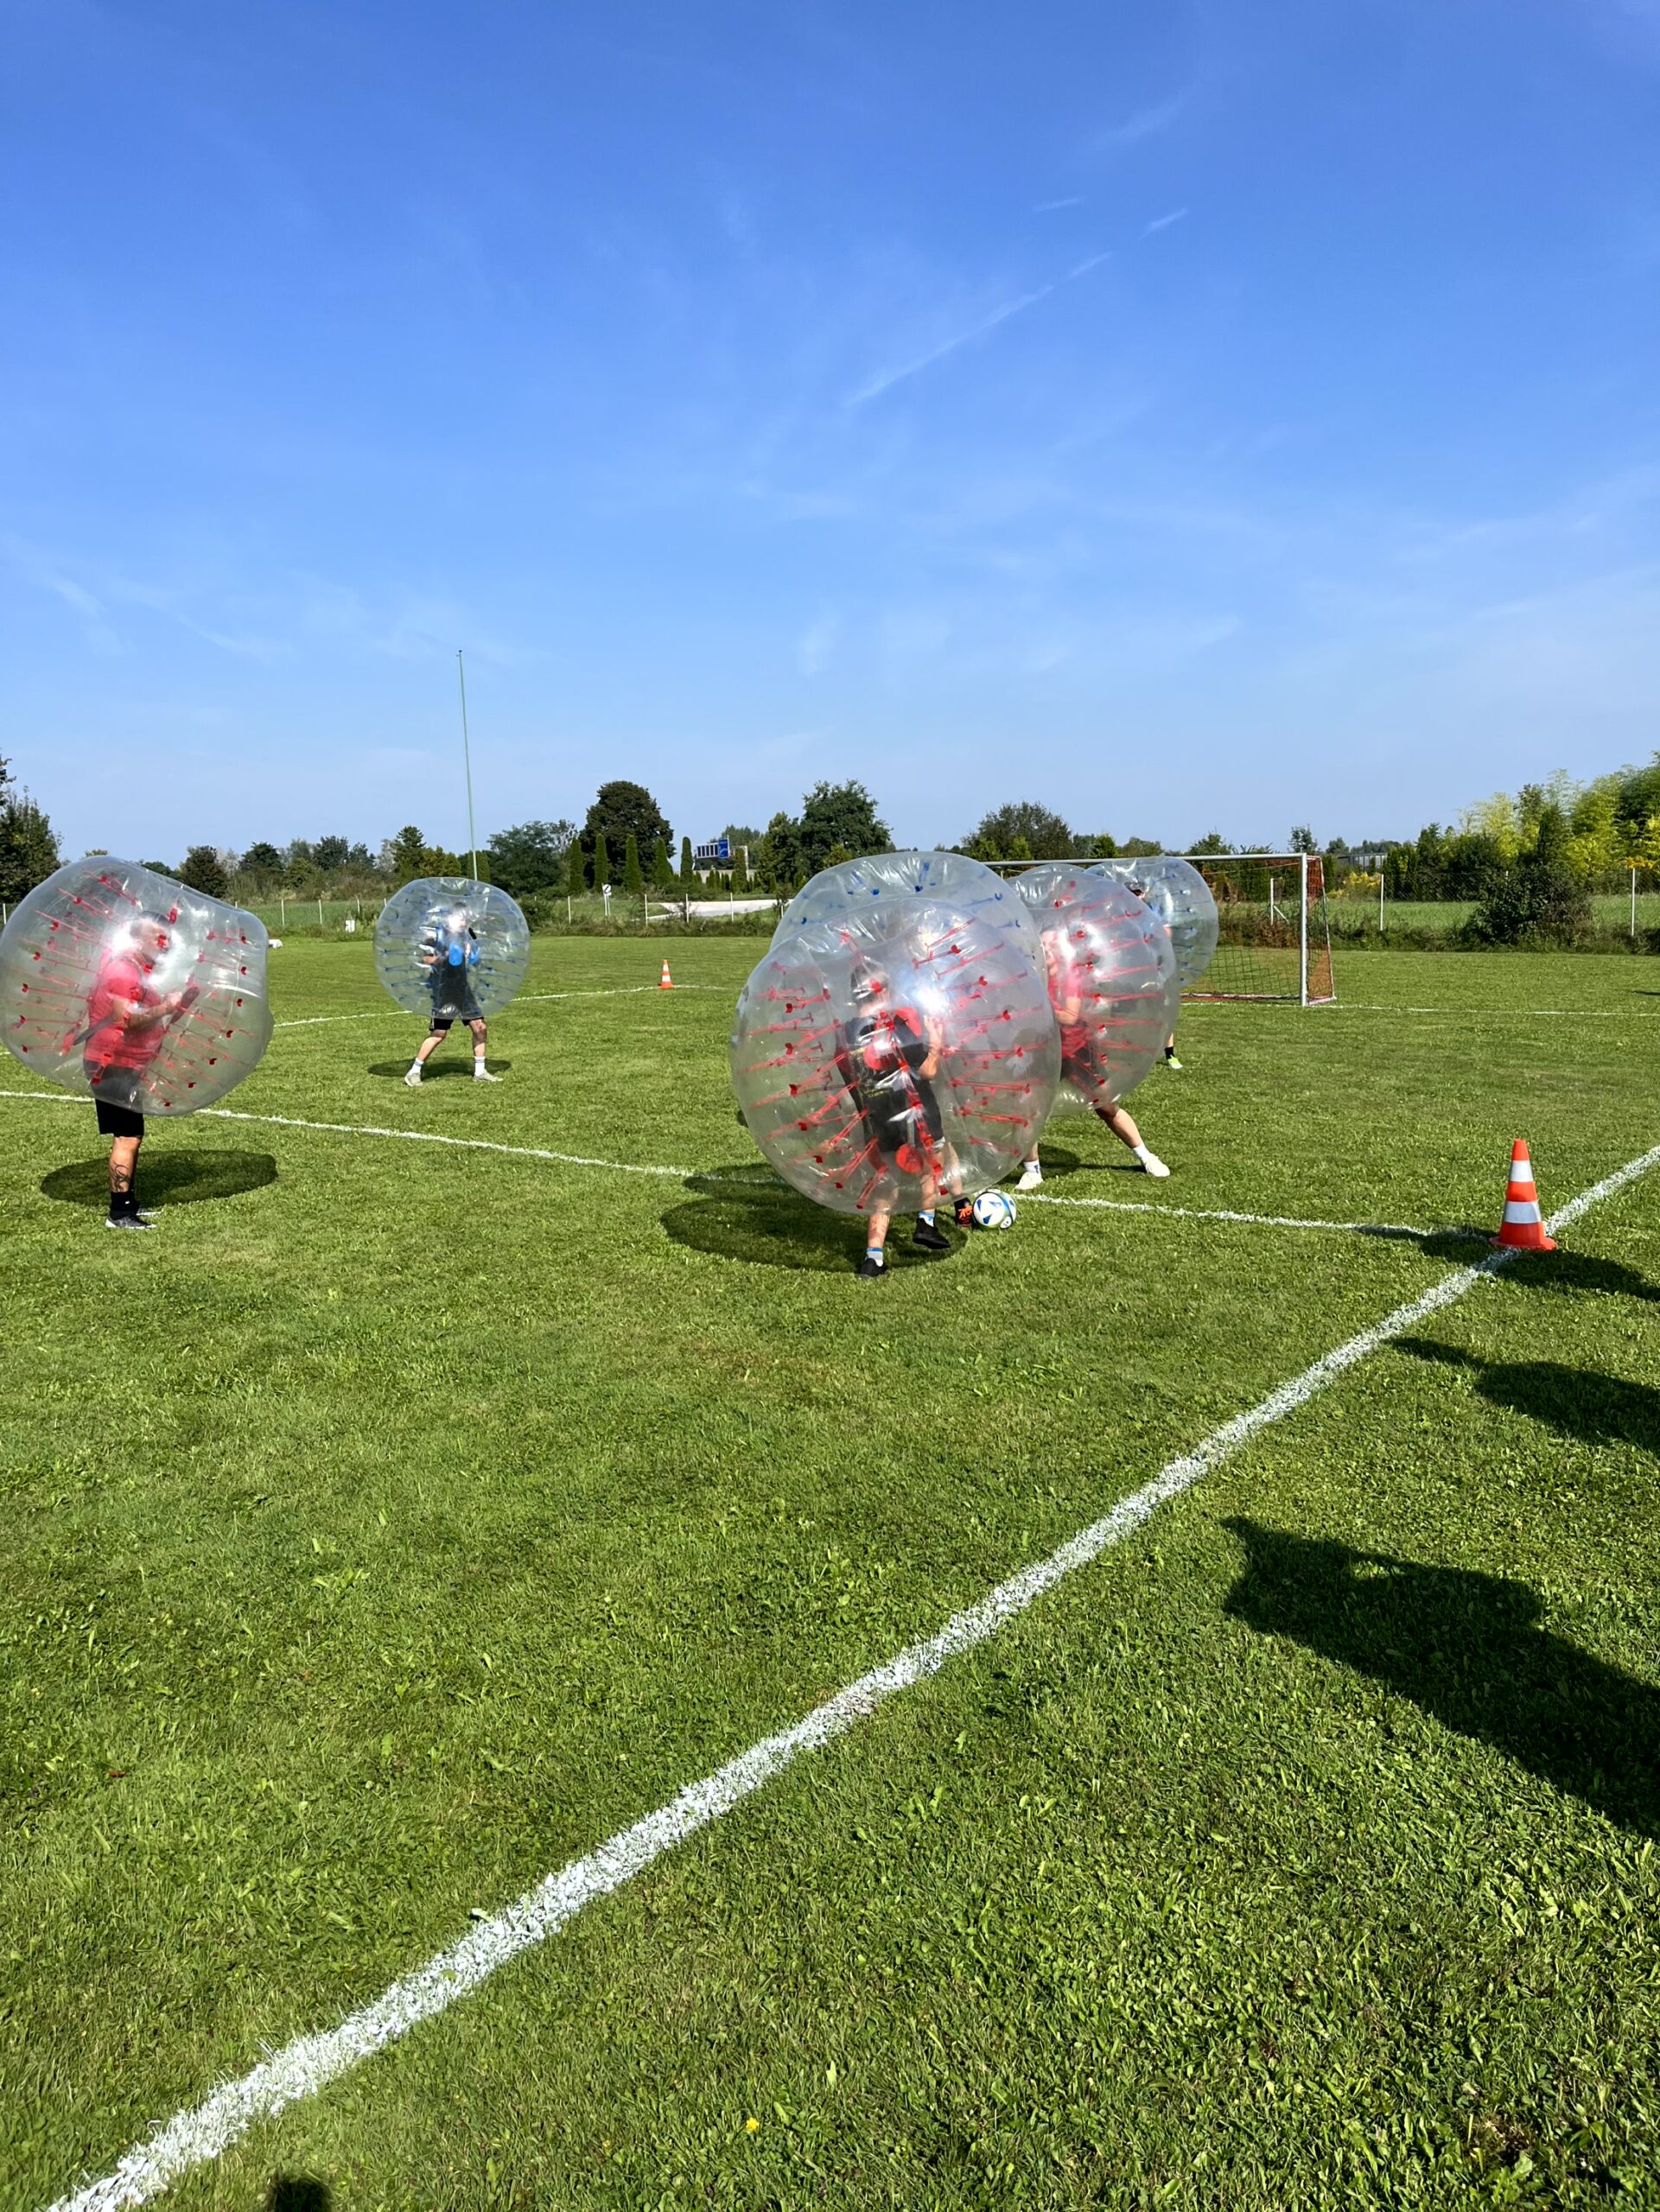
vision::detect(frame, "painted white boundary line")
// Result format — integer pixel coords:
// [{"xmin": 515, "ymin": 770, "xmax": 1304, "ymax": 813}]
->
[
  {"xmin": 0, "ymin": 1090, "xmax": 1460, "ymax": 1242},
  {"xmin": 42, "ymin": 1141, "xmax": 1660, "ymax": 2212},
  {"xmin": 274, "ymin": 983, "xmax": 722, "ymax": 1030},
  {"xmin": 1280, "ymin": 1004, "xmax": 1659, "ymax": 1021},
  {"xmin": 1017, "ymin": 1190, "xmax": 1468, "ymax": 1238}
]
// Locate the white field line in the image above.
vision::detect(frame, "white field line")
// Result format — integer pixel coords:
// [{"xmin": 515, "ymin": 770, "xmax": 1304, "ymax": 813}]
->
[
  {"xmin": 273, "ymin": 983, "xmax": 722, "ymax": 1029},
  {"xmin": 1018, "ymin": 1190, "xmax": 1478, "ymax": 1240},
  {"xmin": 0, "ymin": 1089, "xmax": 1461, "ymax": 1242},
  {"xmin": 41, "ymin": 1141, "xmax": 1660, "ymax": 2212}
]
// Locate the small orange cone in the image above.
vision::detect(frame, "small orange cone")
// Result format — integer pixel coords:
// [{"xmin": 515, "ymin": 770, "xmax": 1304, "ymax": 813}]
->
[
  {"xmin": 1491, "ymin": 1139, "xmax": 1555, "ymax": 1251},
  {"xmin": 659, "ymin": 958, "xmax": 673, "ymax": 990}
]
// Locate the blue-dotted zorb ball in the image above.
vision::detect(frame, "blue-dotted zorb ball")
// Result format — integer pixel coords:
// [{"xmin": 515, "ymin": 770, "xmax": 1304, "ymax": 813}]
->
[
  {"xmin": 1102, "ymin": 856, "xmax": 1218, "ymax": 992},
  {"xmin": 732, "ymin": 898, "xmax": 1059, "ymax": 1217},
  {"xmin": 774, "ymin": 849, "xmax": 1043, "ymax": 971},
  {"xmin": 374, "ymin": 878, "xmax": 531, "ymax": 1023},
  {"xmin": 1017, "ymin": 861, "xmax": 1180, "ymax": 1109},
  {"xmin": 0, "ymin": 858, "xmax": 274, "ymax": 1116}
]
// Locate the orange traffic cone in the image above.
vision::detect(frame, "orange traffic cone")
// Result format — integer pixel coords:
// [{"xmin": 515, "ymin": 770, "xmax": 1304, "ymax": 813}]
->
[
  {"xmin": 1491, "ymin": 1139, "xmax": 1555, "ymax": 1251},
  {"xmin": 659, "ymin": 958, "xmax": 673, "ymax": 990}
]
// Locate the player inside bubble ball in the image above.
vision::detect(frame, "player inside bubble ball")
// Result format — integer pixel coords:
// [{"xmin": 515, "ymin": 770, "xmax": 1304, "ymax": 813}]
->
[
  {"xmin": 834, "ymin": 957, "xmax": 970, "ymax": 1281},
  {"xmin": 80, "ymin": 911, "xmax": 196, "ymax": 1230},
  {"xmin": 1015, "ymin": 925, "xmax": 1169, "ymax": 1192},
  {"xmin": 404, "ymin": 908, "xmax": 501, "ymax": 1085}
]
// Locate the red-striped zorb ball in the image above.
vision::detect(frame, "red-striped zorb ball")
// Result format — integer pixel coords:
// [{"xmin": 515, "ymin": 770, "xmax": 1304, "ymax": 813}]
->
[
  {"xmin": 732, "ymin": 898, "xmax": 1059, "ymax": 1216},
  {"xmin": 0, "ymin": 858, "xmax": 274, "ymax": 1115},
  {"xmin": 1016, "ymin": 862, "xmax": 1180, "ymax": 1109}
]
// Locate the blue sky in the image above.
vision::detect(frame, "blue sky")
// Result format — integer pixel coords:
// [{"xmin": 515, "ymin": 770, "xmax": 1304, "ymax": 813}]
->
[{"xmin": 5, "ymin": 0, "xmax": 1659, "ymax": 861}]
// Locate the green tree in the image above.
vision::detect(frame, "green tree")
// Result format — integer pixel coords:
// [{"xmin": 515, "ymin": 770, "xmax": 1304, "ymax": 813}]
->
[
  {"xmin": 651, "ymin": 836, "xmax": 674, "ymax": 888},
  {"xmin": 0, "ymin": 760, "xmax": 60, "ymax": 906},
  {"xmin": 180, "ymin": 845, "xmax": 230, "ymax": 900},
  {"xmin": 387, "ymin": 826, "xmax": 429, "ymax": 885},
  {"xmin": 582, "ymin": 781, "xmax": 671, "ymax": 869},
  {"xmin": 679, "ymin": 834, "xmax": 696, "ymax": 888},
  {"xmin": 1465, "ymin": 805, "xmax": 1593, "ymax": 946},
  {"xmin": 798, "ymin": 780, "xmax": 890, "ymax": 875},
  {"xmin": 566, "ymin": 837, "xmax": 588, "ymax": 897},
  {"xmin": 592, "ymin": 830, "xmax": 612, "ymax": 888},
  {"xmin": 622, "ymin": 833, "xmax": 644, "ymax": 894},
  {"xmin": 963, "ymin": 798, "xmax": 1072, "ymax": 860},
  {"xmin": 1120, "ymin": 836, "xmax": 1165, "ymax": 858},
  {"xmin": 311, "ymin": 835, "xmax": 351, "ymax": 874},
  {"xmin": 758, "ymin": 811, "xmax": 802, "ymax": 892},
  {"xmin": 240, "ymin": 841, "xmax": 284, "ymax": 880},
  {"xmin": 1187, "ymin": 831, "xmax": 1232, "ymax": 856},
  {"xmin": 1005, "ymin": 834, "xmax": 1034, "ymax": 863},
  {"xmin": 1288, "ymin": 824, "xmax": 1318, "ymax": 854},
  {"xmin": 1090, "ymin": 833, "xmax": 1120, "ymax": 859},
  {"xmin": 487, "ymin": 819, "xmax": 575, "ymax": 899},
  {"xmin": 731, "ymin": 843, "xmax": 748, "ymax": 893}
]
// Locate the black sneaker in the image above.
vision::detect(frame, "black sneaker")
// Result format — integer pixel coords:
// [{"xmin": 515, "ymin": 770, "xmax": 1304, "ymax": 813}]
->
[
  {"xmin": 105, "ymin": 1211, "xmax": 153, "ymax": 1231},
  {"xmin": 913, "ymin": 1219, "xmax": 951, "ymax": 1252},
  {"xmin": 855, "ymin": 1252, "xmax": 888, "ymax": 1281}
]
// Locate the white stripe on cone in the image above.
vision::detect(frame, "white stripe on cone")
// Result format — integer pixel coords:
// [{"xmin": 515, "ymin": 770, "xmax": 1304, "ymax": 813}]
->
[{"xmin": 1502, "ymin": 1197, "xmax": 1544, "ymax": 1224}]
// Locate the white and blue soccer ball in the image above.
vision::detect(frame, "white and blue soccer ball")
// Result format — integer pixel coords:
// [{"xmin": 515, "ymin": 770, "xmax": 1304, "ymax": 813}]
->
[{"xmin": 970, "ymin": 1189, "xmax": 1018, "ymax": 1231}]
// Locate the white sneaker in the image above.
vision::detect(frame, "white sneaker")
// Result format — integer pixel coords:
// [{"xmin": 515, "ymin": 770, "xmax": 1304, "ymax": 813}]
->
[
  {"xmin": 1015, "ymin": 1161, "xmax": 1043, "ymax": 1192},
  {"xmin": 474, "ymin": 1069, "xmax": 502, "ymax": 1083},
  {"xmin": 404, "ymin": 1067, "xmax": 423, "ymax": 1086},
  {"xmin": 1139, "ymin": 1152, "xmax": 1171, "ymax": 1179}
]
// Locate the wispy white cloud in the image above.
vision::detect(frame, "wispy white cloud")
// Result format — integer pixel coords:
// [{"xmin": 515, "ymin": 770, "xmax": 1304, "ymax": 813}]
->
[
  {"xmin": 798, "ymin": 611, "xmax": 840, "ymax": 675},
  {"xmin": 1092, "ymin": 91, "xmax": 1190, "ymax": 153},
  {"xmin": 1034, "ymin": 195, "xmax": 1084, "ymax": 212},
  {"xmin": 1142, "ymin": 207, "xmax": 1188, "ymax": 237},
  {"xmin": 846, "ymin": 251, "xmax": 1111, "ymax": 408}
]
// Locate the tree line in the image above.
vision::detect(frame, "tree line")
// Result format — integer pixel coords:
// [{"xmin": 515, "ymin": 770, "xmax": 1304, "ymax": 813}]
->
[{"xmin": 4, "ymin": 754, "xmax": 1657, "ymax": 931}]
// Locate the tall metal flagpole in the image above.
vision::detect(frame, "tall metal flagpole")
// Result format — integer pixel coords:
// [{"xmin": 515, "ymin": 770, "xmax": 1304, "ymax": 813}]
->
[{"xmin": 456, "ymin": 649, "xmax": 479, "ymax": 882}]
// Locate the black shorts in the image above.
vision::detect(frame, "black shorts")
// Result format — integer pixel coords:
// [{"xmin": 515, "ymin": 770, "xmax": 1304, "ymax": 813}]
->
[
  {"xmin": 428, "ymin": 1011, "xmax": 483, "ymax": 1034},
  {"xmin": 91, "ymin": 1066, "xmax": 146, "ymax": 1140}
]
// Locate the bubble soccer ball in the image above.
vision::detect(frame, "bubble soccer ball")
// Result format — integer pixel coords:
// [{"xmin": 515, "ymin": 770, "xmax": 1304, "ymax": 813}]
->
[
  {"xmin": 1100, "ymin": 855, "xmax": 1218, "ymax": 992},
  {"xmin": 773, "ymin": 849, "xmax": 1043, "ymax": 971},
  {"xmin": 1017, "ymin": 861, "xmax": 1180, "ymax": 1109},
  {"xmin": 732, "ymin": 898, "xmax": 1059, "ymax": 1217},
  {"xmin": 374, "ymin": 878, "xmax": 531, "ymax": 1023},
  {"xmin": 0, "ymin": 858, "xmax": 274, "ymax": 1116}
]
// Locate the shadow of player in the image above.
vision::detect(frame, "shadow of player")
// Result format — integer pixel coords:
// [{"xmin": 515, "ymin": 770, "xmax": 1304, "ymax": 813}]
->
[
  {"xmin": 1397, "ymin": 1338, "xmax": 1660, "ymax": 1452},
  {"xmin": 367, "ymin": 1059, "xmax": 514, "ymax": 1080},
  {"xmin": 41, "ymin": 1149, "xmax": 277, "ymax": 1210},
  {"xmin": 663, "ymin": 1165, "xmax": 961, "ymax": 1274},
  {"xmin": 1223, "ymin": 1518, "xmax": 1660, "ymax": 1839},
  {"xmin": 266, "ymin": 2180, "xmax": 332, "ymax": 2212}
]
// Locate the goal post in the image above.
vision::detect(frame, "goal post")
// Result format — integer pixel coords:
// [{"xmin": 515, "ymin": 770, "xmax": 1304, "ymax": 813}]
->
[{"xmin": 1179, "ymin": 850, "xmax": 1336, "ymax": 1006}]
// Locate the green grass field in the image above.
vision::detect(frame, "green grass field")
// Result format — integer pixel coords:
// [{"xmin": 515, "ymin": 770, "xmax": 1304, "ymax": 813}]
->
[{"xmin": 3, "ymin": 942, "xmax": 1658, "ymax": 2210}]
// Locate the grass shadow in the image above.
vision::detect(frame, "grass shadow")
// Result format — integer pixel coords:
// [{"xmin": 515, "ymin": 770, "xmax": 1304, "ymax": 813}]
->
[
  {"xmin": 41, "ymin": 1150, "xmax": 277, "ymax": 1211},
  {"xmin": 367, "ymin": 1059, "xmax": 514, "ymax": 1080},
  {"xmin": 664, "ymin": 1166, "xmax": 962, "ymax": 1274},
  {"xmin": 1398, "ymin": 1338, "xmax": 1660, "ymax": 1451},
  {"xmin": 266, "ymin": 2181, "xmax": 332, "ymax": 2212},
  {"xmin": 1223, "ymin": 1519, "xmax": 1660, "ymax": 1837}
]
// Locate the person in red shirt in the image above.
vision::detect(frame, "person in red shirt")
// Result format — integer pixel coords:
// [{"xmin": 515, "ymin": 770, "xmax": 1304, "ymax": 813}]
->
[
  {"xmin": 81, "ymin": 914, "xmax": 192, "ymax": 1229},
  {"xmin": 1016, "ymin": 926, "xmax": 1169, "ymax": 1192},
  {"xmin": 834, "ymin": 959, "xmax": 962, "ymax": 1281}
]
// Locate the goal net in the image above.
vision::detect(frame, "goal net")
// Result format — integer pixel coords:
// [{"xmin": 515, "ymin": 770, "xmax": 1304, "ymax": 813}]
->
[{"xmin": 1181, "ymin": 852, "xmax": 1336, "ymax": 1005}]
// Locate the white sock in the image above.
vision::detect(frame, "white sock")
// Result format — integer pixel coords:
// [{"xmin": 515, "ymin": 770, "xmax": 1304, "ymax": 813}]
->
[
  {"xmin": 408, "ymin": 1061, "xmax": 423, "ymax": 1076},
  {"xmin": 474, "ymin": 1060, "xmax": 487, "ymax": 1077},
  {"xmin": 1134, "ymin": 1144, "xmax": 1153, "ymax": 1164}
]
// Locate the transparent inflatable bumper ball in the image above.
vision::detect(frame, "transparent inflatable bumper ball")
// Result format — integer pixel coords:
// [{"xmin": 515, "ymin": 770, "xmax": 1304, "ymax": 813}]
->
[
  {"xmin": 732, "ymin": 898, "xmax": 1059, "ymax": 1217},
  {"xmin": 374, "ymin": 877, "xmax": 531, "ymax": 1022},
  {"xmin": 0, "ymin": 858, "xmax": 274, "ymax": 1116},
  {"xmin": 1016, "ymin": 861, "xmax": 1180, "ymax": 1110},
  {"xmin": 774, "ymin": 848, "xmax": 1045, "ymax": 972}
]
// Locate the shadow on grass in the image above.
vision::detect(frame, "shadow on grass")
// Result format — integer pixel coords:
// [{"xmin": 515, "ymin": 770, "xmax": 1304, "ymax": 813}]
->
[
  {"xmin": 41, "ymin": 1150, "xmax": 277, "ymax": 1210},
  {"xmin": 1398, "ymin": 1338, "xmax": 1660, "ymax": 1451},
  {"xmin": 1223, "ymin": 1520, "xmax": 1660, "ymax": 1838},
  {"xmin": 266, "ymin": 2180, "xmax": 332, "ymax": 2212},
  {"xmin": 663, "ymin": 1164, "xmax": 962, "ymax": 1274},
  {"xmin": 367, "ymin": 1058, "xmax": 514, "ymax": 1080}
]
